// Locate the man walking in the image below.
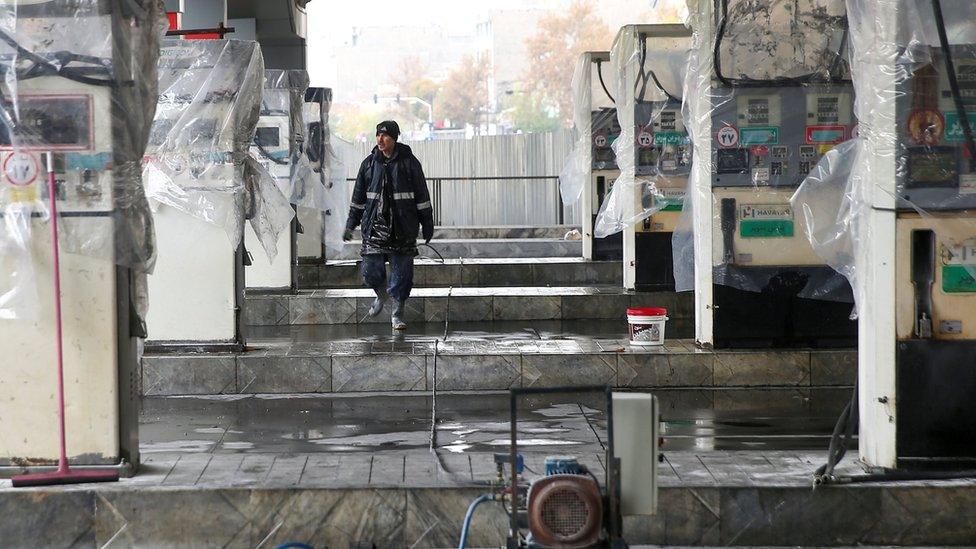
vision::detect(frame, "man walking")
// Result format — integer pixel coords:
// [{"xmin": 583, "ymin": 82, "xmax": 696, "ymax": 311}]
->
[{"xmin": 343, "ymin": 120, "xmax": 434, "ymax": 330}]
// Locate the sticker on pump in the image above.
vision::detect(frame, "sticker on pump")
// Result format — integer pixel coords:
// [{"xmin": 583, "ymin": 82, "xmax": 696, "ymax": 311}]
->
[
  {"xmin": 716, "ymin": 125, "xmax": 739, "ymax": 148},
  {"xmin": 3, "ymin": 152, "xmax": 39, "ymax": 187},
  {"xmin": 945, "ymin": 112, "xmax": 976, "ymax": 142},
  {"xmin": 907, "ymin": 109, "xmax": 944, "ymax": 145},
  {"xmin": 805, "ymin": 125, "xmax": 846, "ymax": 144},
  {"xmin": 942, "ymin": 237, "xmax": 976, "ymax": 293},
  {"xmin": 960, "ymin": 174, "xmax": 976, "ymax": 195},
  {"xmin": 636, "ymin": 129, "xmax": 654, "ymax": 149},
  {"xmin": 739, "ymin": 204, "xmax": 794, "ymax": 238}
]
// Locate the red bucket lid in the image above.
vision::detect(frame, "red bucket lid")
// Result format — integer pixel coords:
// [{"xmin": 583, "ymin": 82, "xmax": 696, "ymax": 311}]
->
[{"xmin": 628, "ymin": 307, "xmax": 667, "ymax": 316}]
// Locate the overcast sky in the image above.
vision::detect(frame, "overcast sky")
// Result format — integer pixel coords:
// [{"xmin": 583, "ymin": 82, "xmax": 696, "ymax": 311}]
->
[
  {"xmin": 307, "ymin": 0, "xmax": 614, "ymax": 87},
  {"xmin": 305, "ymin": 0, "xmax": 682, "ymax": 88}
]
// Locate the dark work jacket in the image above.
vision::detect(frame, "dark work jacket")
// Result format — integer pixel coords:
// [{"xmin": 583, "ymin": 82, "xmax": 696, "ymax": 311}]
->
[{"xmin": 345, "ymin": 143, "xmax": 434, "ymax": 256}]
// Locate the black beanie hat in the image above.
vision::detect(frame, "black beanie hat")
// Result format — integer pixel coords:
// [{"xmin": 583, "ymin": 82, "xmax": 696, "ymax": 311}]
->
[{"xmin": 376, "ymin": 120, "xmax": 400, "ymax": 140}]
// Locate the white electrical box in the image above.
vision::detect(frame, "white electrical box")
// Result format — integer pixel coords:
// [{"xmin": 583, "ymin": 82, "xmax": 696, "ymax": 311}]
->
[{"xmin": 611, "ymin": 392, "xmax": 659, "ymax": 515}]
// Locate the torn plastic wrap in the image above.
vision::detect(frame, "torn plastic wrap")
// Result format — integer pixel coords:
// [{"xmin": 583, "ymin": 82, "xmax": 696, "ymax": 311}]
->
[
  {"xmin": 243, "ymin": 154, "xmax": 293, "ymax": 262},
  {"xmin": 255, "ymin": 69, "xmax": 310, "ymax": 200},
  {"xmin": 0, "ymin": 1, "xmax": 165, "ymax": 320},
  {"xmin": 144, "ymin": 39, "xmax": 274, "ymax": 253},
  {"xmin": 559, "ymin": 53, "xmax": 613, "ymax": 206},
  {"xmin": 594, "ymin": 25, "xmax": 692, "ymax": 238},
  {"xmin": 791, "ymin": 0, "xmax": 976, "ymax": 322},
  {"xmin": 676, "ymin": 0, "xmax": 855, "ymax": 302},
  {"xmin": 296, "ymin": 87, "xmax": 349, "ymax": 254},
  {"xmin": 244, "ymin": 69, "xmax": 309, "ymax": 263}
]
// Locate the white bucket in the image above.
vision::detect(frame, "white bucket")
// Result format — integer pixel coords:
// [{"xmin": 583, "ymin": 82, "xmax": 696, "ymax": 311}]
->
[{"xmin": 627, "ymin": 307, "xmax": 668, "ymax": 346}]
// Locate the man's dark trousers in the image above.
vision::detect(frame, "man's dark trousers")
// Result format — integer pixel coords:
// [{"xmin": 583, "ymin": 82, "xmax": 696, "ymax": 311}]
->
[{"xmin": 361, "ymin": 253, "xmax": 415, "ymax": 302}]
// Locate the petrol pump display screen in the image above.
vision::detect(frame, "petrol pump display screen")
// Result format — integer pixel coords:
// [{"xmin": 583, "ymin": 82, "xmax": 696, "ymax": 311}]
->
[
  {"xmin": 0, "ymin": 96, "xmax": 92, "ymax": 149},
  {"xmin": 255, "ymin": 127, "xmax": 280, "ymax": 147},
  {"xmin": 906, "ymin": 147, "xmax": 959, "ymax": 188},
  {"xmin": 746, "ymin": 98, "xmax": 771, "ymax": 125},
  {"xmin": 958, "ymin": 62, "xmax": 976, "ymax": 106},
  {"xmin": 814, "ymin": 96, "xmax": 840, "ymax": 124}
]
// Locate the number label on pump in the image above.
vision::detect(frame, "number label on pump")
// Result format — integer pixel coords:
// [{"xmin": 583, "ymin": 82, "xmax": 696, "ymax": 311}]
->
[
  {"xmin": 942, "ymin": 237, "xmax": 976, "ymax": 293},
  {"xmin": 3, "ymin": 152, "xmax": 39, "ymax": 187},
  {"xmin": 637, "ymin": 130, "xmax": 654, "ymax": 149},
  {"xmin": 717, "ymin": 126, "xmax": 739, "ymax": 148}
]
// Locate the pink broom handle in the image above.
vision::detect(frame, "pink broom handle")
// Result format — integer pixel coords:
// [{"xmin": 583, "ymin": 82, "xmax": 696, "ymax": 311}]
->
[{"xmin": 45, "ymin": 151, "xmax": 70, "ymax": 473}]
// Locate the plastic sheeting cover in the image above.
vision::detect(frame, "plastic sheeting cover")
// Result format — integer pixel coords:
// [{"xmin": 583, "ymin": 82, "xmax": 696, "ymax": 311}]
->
[
  {"xmin": 674, "ymin": 0, "xmax": 854, "ymax": 300},
  {"xmin": 559, "ymin": 52, "xmax": 617, "ymax": 206},
  {"xmin": 0, "ymin": 1, "xmax": 165, "ymax": 319},
  {"xmin": 791, "ymin": 0, "xmax": 976, "ymax": 317},
  {"xmin": 594, "ymin": 26, "xmax": 692, "ymax": 238},
  {"xmin": 297, "ymin": 88, "xmax": 348, "ymax": 253},
  {"xmin": 144, "ymin": 39, "xmax": 293, "ymax": 260}
]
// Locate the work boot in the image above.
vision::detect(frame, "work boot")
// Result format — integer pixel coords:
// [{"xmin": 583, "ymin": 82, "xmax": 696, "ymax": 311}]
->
[
  {"xmin": 391, "ymin": 300, "xmax": 407, "ymax": 330},
  {"xmin": 369, "ymin": 287, "xmax": 388, "ymax": 317}
]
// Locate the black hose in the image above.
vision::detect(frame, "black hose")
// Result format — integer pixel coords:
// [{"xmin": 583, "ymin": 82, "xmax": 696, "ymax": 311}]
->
[
  {"xmin": 596, "ymin": 60, "xmax": 615, "ymax": 104},
  {"xmin": 713, "ymin": 0, "xmax": 851, "ymax": 88},
  {"xmin": 0, "ymin": 27, "xmax": 115, "ymax": 88},
  {"xmin": 813, "ymin": 381, "xmax": 858, "ymax": 484},
  {"xmin": 420, "ymin": 242, "xmax": 445, "ymax": 263},
  {"xmin": 254, "ymin": 138, "xmax": 288, "ymax": 165},
  {"xmin": 649, "ymin": 69, "xmax": 681, "ymax": 103},
  {"xmin": 932, "ymin": 0, "xmax": 976, "ymax": 173}
]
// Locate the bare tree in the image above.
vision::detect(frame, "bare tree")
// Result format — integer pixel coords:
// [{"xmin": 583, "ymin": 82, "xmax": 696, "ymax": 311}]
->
[
  {"xmin": 437, "ymin": 54, "xmax": 489, "ymax": 128},
  {"xmin": 523, "ymin": 0, "xmax": 612, "ymax": 124}
]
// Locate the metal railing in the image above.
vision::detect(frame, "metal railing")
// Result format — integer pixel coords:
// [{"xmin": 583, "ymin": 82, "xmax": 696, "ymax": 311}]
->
[{"xmin": 345, "ymin": 175, "xmax": 576, "ymax": 227}]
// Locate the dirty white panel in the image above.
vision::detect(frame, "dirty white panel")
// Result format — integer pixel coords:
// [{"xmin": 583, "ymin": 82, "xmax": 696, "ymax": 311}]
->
[
  {"xmin": 146, "ymin": 204, "xmax": 238, "ymax": 343},
  {"xmin": 0, "ymin": 220, "xmax": 119, "ymax": 463},
  {"xmin": 245, "ymin": 223, "xmax": 291, "ymax": 290},
  {"xmin": 297, "ymin": 206, "xmax": 324, "ymax": 260}
]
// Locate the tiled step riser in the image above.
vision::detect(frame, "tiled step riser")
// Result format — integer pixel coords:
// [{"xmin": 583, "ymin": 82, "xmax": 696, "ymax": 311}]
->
[
  {"xmin": 10, "ymin": 482, "xmax": 972, "ymax": 547},
  {"xmin": 13, "ymin": 484, "xmax": 976, "ymax": 549},
  {"xmin": 333, "ymin": 240, "xmax": 582, "ymax": 260},
  {"xmin": 297, "ymin": 262, "xmax": 622, "ymax": 289},
  {"xmin": 141, "ymin": 349, "xmax": 856, "ymax": 395},
  {"xmin": 245, "ymin": 292, "xmax": 692, "ymax": 326}
]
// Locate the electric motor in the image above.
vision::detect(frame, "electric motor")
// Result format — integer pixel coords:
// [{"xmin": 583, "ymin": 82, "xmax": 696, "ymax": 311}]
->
[{"xmin": 526, "ymin": 474, "xmax": 603, "ymax": 549}]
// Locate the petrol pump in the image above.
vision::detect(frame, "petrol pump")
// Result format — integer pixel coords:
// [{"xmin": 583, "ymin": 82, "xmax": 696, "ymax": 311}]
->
[
  {"xmin": 608, "ymin": 24, "xmax": 692, "ymax": 291},
  {"xmin": 849, "ymin": 0, "xmax": 976, "ymax": 469},
  {"xmin": 569, "ymin": 51, "xmax": 622, "ymax": 261},
  {"xmin": 297, "ymin": 86, "xmax": 331, "ymax": 262},
  {"xmin": 0, "ymin": 1, "xmax": 161, "ymax": 471},
  {"xmin": 244, "ymin": 69, "xmax": 309, "ymax": 292},
  {"xmin": 687, "ymin": 0, "xmax": 857, "ymax": 348},
  {"xmin": 144, "ymin": 39, "xmax": 264, "ymax": 351}
]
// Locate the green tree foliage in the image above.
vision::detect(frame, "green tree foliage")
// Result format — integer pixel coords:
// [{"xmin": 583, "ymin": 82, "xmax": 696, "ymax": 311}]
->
[{"xmin": 504, "ymin": 91, "xmax": 561, "ymax": 133}]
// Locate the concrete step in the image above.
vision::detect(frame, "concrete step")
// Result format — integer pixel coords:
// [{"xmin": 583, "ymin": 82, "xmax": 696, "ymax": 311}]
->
[
  {"xmin": 8, "ymin": 447, "xmax": 969, "ymax": 547},
  {"xmin": 346, "ymin": 225, "xmax": 580, "ymax": 240},
  {"xmin": 296, "ymin": 257, "xmax": 621, "ymax": 289},
  {"xmin": 141, "ymin": 325, "xmax": 855, "ymax": 395},
  {"xmin": 244, "ymin": 286, "xmax": 689, "ymax": 326},
  {"xmin": 331, "ymin": 237, "xmax": 582, "ymax": 260}
]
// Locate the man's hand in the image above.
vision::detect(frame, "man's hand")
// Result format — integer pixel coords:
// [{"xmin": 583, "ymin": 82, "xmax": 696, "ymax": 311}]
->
[
  {"xmin": 342, "ymin": 229, "xmax": 354, "ymax": 242},
  {"xmin": 422, "ymin": 225, "xmax": 434, "ymax": 244}
]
